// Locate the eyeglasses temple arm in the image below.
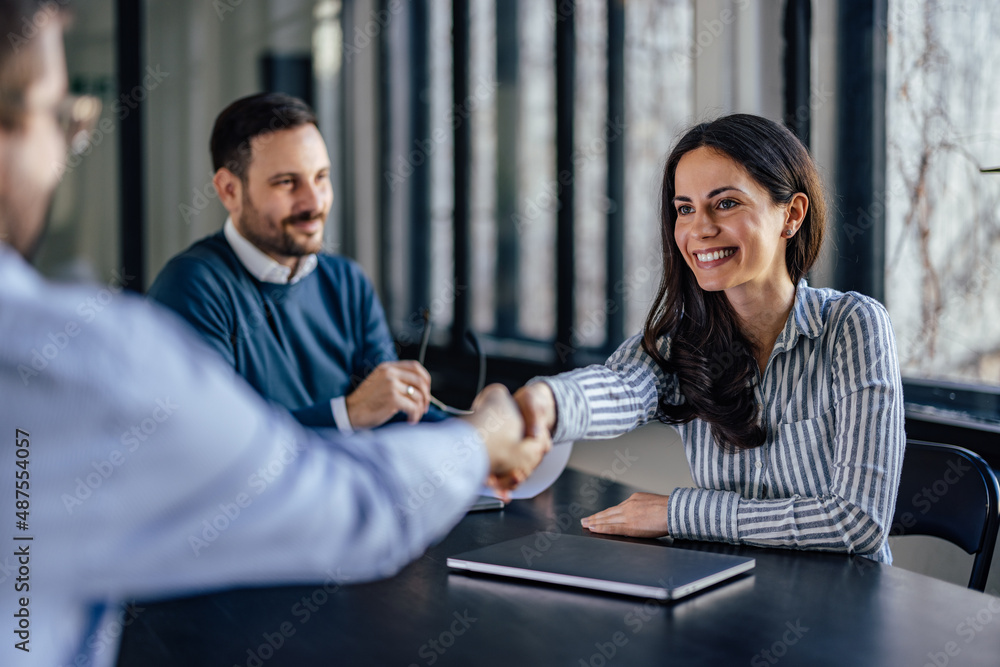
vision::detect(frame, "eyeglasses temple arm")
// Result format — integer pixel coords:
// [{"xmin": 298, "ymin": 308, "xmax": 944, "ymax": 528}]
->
[
  {"xmin": 465, "ymin": 330, "xmax": 486, "ymax": 396},
  {"xmin": 418, "ymin": 309, "xmax": 432, "ymax": 366}
]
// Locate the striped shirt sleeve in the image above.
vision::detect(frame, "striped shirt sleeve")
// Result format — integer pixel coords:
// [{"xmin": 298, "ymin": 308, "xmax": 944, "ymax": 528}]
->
[{"xmin": 533, "ymin": 334, "xmax": 680, "ymax": 444}]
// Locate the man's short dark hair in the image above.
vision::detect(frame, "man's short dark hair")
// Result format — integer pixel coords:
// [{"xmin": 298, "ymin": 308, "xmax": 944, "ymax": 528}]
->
[
  {"xmin": 0, "ymin": 0, "xmax": 70, "ymax": 130},
  {"xmin": 210, "ymin": 92, "xmax": 318, "ymax": 181}
]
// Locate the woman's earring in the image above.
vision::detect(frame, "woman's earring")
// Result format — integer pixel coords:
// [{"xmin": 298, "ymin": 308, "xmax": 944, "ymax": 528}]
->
[{"xmin": 785, "ymin": 229, "xmax": 794, "ymax": 237}]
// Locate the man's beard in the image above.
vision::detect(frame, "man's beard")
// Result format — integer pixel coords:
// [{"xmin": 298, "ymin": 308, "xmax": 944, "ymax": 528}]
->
[
  {"xmin": 239, "ymin": 190, "xmax": 326, "ymax": 259},
  {"xmin": 0, "ymin": 160, "xmax": 55, "ymax": 262},
  {"xmin": 20, "ymin": 201, "xmax": 53, "ymax": 262}
]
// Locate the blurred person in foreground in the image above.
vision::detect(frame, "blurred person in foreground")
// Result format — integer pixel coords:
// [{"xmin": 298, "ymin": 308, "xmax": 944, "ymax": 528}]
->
[{"xmin": 0, "ymin": 2, "xmax": 549, "ymax": 665}]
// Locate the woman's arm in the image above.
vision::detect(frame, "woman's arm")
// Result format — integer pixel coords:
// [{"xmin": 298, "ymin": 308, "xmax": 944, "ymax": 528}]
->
[{"xmin": 516, "ymin": 334, "xmax": 680, "ymax": 443}]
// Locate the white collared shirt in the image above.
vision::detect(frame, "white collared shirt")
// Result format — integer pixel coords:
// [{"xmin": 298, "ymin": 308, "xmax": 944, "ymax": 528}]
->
[{"xmin": 223, "ymin": 217, "xmax": 319, "ymax": 285}]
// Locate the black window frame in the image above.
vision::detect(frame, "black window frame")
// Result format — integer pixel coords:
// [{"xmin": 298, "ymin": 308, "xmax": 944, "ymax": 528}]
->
[{"xmin": 386, "ymin": 0, "xmax": 628, "ymax": 406}]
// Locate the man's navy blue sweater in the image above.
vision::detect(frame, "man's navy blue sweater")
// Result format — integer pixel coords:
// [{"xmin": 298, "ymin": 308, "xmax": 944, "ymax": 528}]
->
[{"xmin": 148, "ymin": 231, "xmax": 398, "ymax": 428}]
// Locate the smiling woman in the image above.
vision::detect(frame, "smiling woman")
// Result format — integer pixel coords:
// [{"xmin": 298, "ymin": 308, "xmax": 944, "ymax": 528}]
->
[
  {"xmin": 649, "ymin": 114, "xmax": 825, "ymax": 450},
  {"xmin": 514, "ymin": 114, "xmax": 905, "ymax": 563}
]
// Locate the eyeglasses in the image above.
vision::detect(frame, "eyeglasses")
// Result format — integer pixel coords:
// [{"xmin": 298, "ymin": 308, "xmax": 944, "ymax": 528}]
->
[
  {"xmin": 2, "ymin": 92, "xmax": 101, "ymax": 154},
  {"xmin": 57, "ymin": 94, "xmax": 102, "ymax": 155},
  {"xmin": 417, "ymin": 310, "xmax": 486, "ymax": 416}
]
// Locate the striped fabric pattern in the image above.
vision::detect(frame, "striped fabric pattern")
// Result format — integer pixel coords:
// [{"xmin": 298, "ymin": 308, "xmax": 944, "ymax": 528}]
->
[{"xmin": 540, "ymin": 282, "xmax": 905, "ymax": 563}]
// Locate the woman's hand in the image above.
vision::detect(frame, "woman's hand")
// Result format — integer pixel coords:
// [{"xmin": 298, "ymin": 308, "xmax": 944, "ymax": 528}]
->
[
  {"xmin": 581, "ymin": 492, "xmax": 671, "ymax": 538},
  {"xmin": 460, "ymin": 384, "xmax": 552, "ymax": 501},
  {"xmin": 512, "ymin": 383, "xmax": 557, "ymax": 439}
]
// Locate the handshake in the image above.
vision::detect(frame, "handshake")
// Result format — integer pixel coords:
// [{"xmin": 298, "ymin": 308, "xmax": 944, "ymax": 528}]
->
[
  {"xmin": 345, "ymin": 360, "xmax": 561, "ymax": 500},
  {"xmin": 457, "ymin": 383, "xmax": 559, "ymax": 501}
]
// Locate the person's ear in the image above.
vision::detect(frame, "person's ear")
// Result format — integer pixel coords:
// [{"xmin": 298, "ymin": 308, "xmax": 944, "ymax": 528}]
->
[
  {"xmin": 212, "ymin": 168, "xmax": 243, "ymax": 216},
  {"xmin": 782, "ymin": 192, "xmax": 809, "ymax": 238}
]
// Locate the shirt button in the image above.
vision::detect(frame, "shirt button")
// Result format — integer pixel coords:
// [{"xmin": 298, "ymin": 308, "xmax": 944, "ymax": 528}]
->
[{"xmin": 755, "ymin": 461, "xmax": 763, "ymax": 469}]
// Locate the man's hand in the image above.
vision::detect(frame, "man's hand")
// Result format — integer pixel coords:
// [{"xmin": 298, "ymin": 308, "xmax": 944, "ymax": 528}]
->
[
  {"xmin": 345, "ymin": 360, "xmax": 432, "ymax": 429},
  {"xmin": 580, "ymin": 492, "xmax": 671, "ymax": 538},
  {"xmin": 460, "ymin": 384, "xmax": 552, "ymax": 501},
  {"xmin": 512, "ymin": 383, "xmax": 557, "ymax": 439}
]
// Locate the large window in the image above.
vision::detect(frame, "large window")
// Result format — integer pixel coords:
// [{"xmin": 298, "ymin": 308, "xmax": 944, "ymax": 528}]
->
[
  {"xmin": 382, "ymin": 0, "xmax": 693, "ymax": 384},
  {"xmin": 885, "ymin": 1, "xmax": 1000, "ymax": 388},
  {"xmin": 35, "ymin": 3, "xmax": 120, "ymax": 285}
]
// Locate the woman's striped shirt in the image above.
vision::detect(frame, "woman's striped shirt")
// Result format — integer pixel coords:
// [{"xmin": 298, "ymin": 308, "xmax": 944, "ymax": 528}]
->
[{"xmin": 540, "ymin": 282, "xmax": 905, "ymax": 563}]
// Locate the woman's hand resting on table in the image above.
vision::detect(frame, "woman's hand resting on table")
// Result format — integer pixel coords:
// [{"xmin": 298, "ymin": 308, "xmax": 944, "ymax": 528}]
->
[{"xmin": 581, "ymin": 492, "xmax": 671, "ymax": 538}]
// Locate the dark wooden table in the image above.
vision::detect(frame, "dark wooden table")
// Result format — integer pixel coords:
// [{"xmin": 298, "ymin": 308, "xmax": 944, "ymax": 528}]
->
[{"xmin": 116, "ymin": 469, "xmax": 1000, "ymax": 666}]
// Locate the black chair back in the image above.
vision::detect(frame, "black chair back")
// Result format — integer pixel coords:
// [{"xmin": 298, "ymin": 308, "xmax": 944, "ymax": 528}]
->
[{"xmin": 891, "ymin": 440, "xmax": 1000, "ymax": 591}]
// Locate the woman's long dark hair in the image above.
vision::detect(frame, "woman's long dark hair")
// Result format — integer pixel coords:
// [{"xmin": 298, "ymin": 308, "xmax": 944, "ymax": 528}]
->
[{"xmin": 642, "ymin": 114, "xmax": 826, "ymax": 450}]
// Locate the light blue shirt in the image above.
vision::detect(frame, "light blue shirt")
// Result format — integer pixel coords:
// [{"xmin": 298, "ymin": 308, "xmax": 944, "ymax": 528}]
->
[
  {"xmin": 0, "ymin": 243, "xmax": 487, "ymax": 667},
  {"xmin": 540, "ymin": 282, "xmax": 905, "ymax": 563}
]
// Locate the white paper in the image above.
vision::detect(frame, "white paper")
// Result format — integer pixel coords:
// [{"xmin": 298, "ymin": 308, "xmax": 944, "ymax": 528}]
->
[{"xmin": 482, "ymin": 441, "xmax": 574, "ymax": 500}]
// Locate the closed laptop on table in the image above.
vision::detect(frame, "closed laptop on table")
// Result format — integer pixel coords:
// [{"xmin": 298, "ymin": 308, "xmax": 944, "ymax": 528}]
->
[{"xmin": 447, "ymin": 534, "xmax": 755, "ymax": 600}]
